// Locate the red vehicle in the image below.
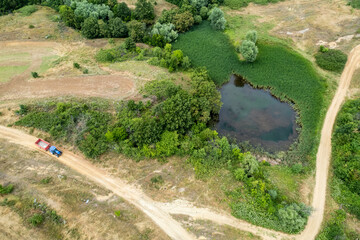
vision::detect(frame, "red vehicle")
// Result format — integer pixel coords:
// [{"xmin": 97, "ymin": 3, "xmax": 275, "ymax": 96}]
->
[{"xmin": 35, "ymin": 139, "xmax": 62, "ymax": 157}]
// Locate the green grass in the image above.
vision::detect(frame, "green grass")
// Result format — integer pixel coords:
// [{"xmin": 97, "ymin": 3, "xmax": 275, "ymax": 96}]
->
[
  {"xmin": 16, "ymin": 5, "xmax": 38, "ymax": 16},
  {"xmin": 173, "ymin": 21, "xmax": 327, "ymax": 163},
  {"xmin": 0, "ymin": 65, "xmax": 29, "ymax": 82},
  {"xmin": 264, "ymin": 165, "xmax": 301, "ymax": 202},
  {"xmin": 224, "ymin": 0, "xmax": 284, "ymax": 9},
  {"xmin": 38, "ymin": 55, "xmax": 59, "ymax": 74},
  {"xmin": 0, "ymin": 52, "xmax": 31, "ymax": 62}
]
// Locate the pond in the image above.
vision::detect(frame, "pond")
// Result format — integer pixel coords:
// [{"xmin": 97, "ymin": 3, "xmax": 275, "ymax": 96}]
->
[{"xmin": 215, "ymin": 75, "xmax": 298, "ymax": 152}]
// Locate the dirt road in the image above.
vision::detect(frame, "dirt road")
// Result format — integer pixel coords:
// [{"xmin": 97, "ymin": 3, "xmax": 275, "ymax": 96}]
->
[
  {"xmin": 297, "ymin": 44, "xmax": 360, "ymax": 239},
  {"xmin": 0, "ymin": 126, "xmax": 195, "ymax": 240},
  {"xmin": 0, "ymin": 45, "xmax": 358, "ymax": 239}
]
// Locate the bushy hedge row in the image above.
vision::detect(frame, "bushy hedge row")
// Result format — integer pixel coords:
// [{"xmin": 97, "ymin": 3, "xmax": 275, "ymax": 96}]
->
[
  {"xmin": 315, "ymin": 48, "xmax": 347, "ymax": 73},
  {"xmin": 223, "ymin": 0, "xmax": 283, "ymax": 9},
  {"xmin": 316, "ymin": 209, "xmax": 360, "ymax": 240},
  {"xmin": 331, "ymin": 98, "xmax": 360, "ymax": 218}
]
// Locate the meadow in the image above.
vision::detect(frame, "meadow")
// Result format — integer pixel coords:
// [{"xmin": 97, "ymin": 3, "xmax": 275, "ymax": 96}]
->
[{"xmin": 173, "ymin": 21, "xmax": 327, "ymax": 164}]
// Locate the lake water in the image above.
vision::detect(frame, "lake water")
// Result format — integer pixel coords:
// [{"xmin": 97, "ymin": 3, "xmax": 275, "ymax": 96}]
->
[{"xmin": 215, "ymin": 75, "xmax": 298, "ymax": 152}]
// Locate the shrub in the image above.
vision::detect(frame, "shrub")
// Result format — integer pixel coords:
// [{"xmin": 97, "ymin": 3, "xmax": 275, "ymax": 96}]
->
[
  {"xmin": 151, "ymin": 22, "xmax": 178, "ymax": 42},
  {"xmin": 127, "ymin": 20, "xmax": 146, "ymax": 42},
  {"xmin": 29, "ymin": 24, "xmax": 35, "ymax": 29},
  {"xmin": 291, "ymin": 163, "xmax": 304, "ymax": 174},
  {"xmin": 112, "ymin": 2, "xmax": 131, "ymax": 21},
  {"xmin": 246, "ymin": 30, "xmax": 258, "ymax": 43},
  {"xmin": 194, "ymin": 15, "xmax": 202, "ymax": 24},
  {"xmin": 134, "ymin": 0, "xmax": 155, "ymax": 21},
  {"xmin": 208, "ymin": 7, "xmax": 226, "ymax": 31},
  {"xmin": 200, "ymin": 6, "xmax": 208, "ymax": 19},
  {"xmin": 28, "ymin": 213, "xmax": 44, "ymax": 227},
  {"xmin": 315, "ymin": 49, "xmax": 347, "ymax": 72},
  {"xmin": 83, "ymin": 69, "xmax": 89, "ymax": 74},
  {"xmin": 81, "ymin": 17, "xmax": 100, "ymax": 39},
  {"xmin": 0, "ymin": 184, "xmax": 14, "ymax": 195},
  {"xmin": 40, "ymin": 177, "xmax": 52, "ymax": 184},
  {"xmin": 124, "ymin": 37, "xmax": 136, "ymax": 51},
  {"xmin": 173, "ymin": 11, "xmax": 194, "ymax": 32},
  {"xmin": 108, "ymin": 17, "xmax": 128, "ymax": 38},
  {"xmin": 239, "ymin": 40, "xmax": 258, "ymax": 62},
  {"xmin": 31, "ymin": 72, "xmax": 39, "ymax": 78},
  {"xmin": 73, "ymin": 62, "xmax": 80, "ymax": 69},
  {"xmin": 17, "ymin": 5, "xmax": 37, "ymax": 16},
  {"xmin": 319, "ymin": 45, "xmax": 328, "ymax": 53},
  {"xmin": 151, "ymin": 175, "xmax": 164, "ymax": 184}
]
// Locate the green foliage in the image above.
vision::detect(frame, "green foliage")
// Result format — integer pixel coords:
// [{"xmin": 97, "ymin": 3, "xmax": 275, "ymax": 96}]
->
[
  {"xmin": 316, "ymin": 209, "xmax": 360, "ymax": 240},
  {"xmin": 277, "ymin": 203, "xmax": 311, "ymax": 233},
  {"xmin": 125, "ymin": 37, "xmax": 136, "ymax": 51},
  {"xmin": 315, "ymin": 49, "xmax": 347, "ymax": 72},
  {"xmin": 147, "ymin": 44, "xmax": 191, "ymax": 71},
  {"xmin": 65, "ymin": 0, "xmax": 113, "ymax": 20},
  {"xmin": 16, "ymin": 104, "xmax": 29, "ymax": 115},
  {"xmin": 28, "ymin": 213, "xmax": 45, "ymax": 227},
  {"xmin": 0, "ymin": 184, "xmax": 14, "ymax": 195},
  {"xmin": 150, "ymin": 175, "xmax": 164, "ymax": 184},
  {"xmin": 31, "ymin": 71, "xmax": 39, "ymax": 78},
  {"xmin": 127, "ymin": 20, "xmax": 146, "ymax": 42},
  {"xmin": 239, "ymin": 40, "xmax": 258, "ymax": 62},
  {"xmin": 151, "ymin": 22, "xmax": 178, "ymax": 42},
  {"xmin": 73, "ymin": 62, "xmax": 80, "ymax": 69},
  {"xmin": 40, "ymin": 177, "xmax": 52, "ymax": 184},
  {"xmin": 291, "ymin": 163, "xmax": 304, "ymax": 174},
  {"xmin": 108, "ymin": 17, "xmax": 128, "ymax": 38},
  {"xmin": 194, "ymin": 15, "xmax": 202, "ymax": 24},
  {"xmin": 246, "ymin": 30, "xmax": 257, "ymax": 43},
  {"xmin": 349, "ymin": 0, "xmax": 360, "ymax": 9},
  {"xmin": 208, "ymin": 7, "xmax": 226, "ymax": 31},
  {"xmin": 173, "ymin": 11, "xmax": 194, "ymax": 32},
  {"xmin": 319, "ymin": 45, "xmax": 328, "ymax": 53},
  {"xmin": 112, "ymin": 2, "xmax": 131, "ymax": 21},
  {"xmin": 331, "ymin": 99, "xmax": 360, "ymax": 218},
  {"xmin": 16, "ymin": 5, "xmax": 37, "ymax": 16},
  {"xmin": 134, "ymin": 0, "xmax": 155, "ymax": 22},
  {"xmin": 81, "ymin": 17, "xmax": 100, "ymax": 39},
  {"xmin": 224, "ymin": 0, "xmax": 283, "ymax": 9},
  {"xmin": 15, "ymin": 102, "xmax": 112, "ymax": 158},
  {"xmin": 173, "ymin": 21, "xmax": 326, "ymax": 164},
  {"xmin": 59, "ymin": 5, "xmax": 76, "ymax": 28},
  {"xmin": 142, "ymin": 79, "xmax": 181, "ymax": 100},
  {"xmin": 199, "ymin": 6, "xmax": 208, "ymax": 19}
]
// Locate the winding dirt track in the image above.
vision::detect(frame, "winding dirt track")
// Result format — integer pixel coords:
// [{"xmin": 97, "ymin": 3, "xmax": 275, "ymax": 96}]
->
[{"xmin": 0, "ymin": 45, "xmax": 359, "ymax": 240}]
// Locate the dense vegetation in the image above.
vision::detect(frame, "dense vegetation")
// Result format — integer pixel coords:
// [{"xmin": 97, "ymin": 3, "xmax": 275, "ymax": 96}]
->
[
  {"xmin": 223, "ymin": 0, "xmax": 284, "ymax": 9},
  {"xmin": 15, "ymin": 66, "xmax": 311, "ymax": 233},
  {"xmin": 315, "ymin": 48, "xmax": 348, "ymax": 73},
  {"xmin": 348, "ymin": 0, "xmax": 360, "ymax": 9},
  {"xmin": 173, "ymin": 22, "xmax": 327, "ymax": 165},
  {"xmin": 331, "ymin": 99, "xmax": 360, "ymax": 218},
  {"xmin": 316, "ymin": 209, "xmax": 360, "ymax": 240}
]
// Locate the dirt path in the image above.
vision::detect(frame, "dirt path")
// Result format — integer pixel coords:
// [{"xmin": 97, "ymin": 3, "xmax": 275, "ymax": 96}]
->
[
  {"xmin": 297, "ymin": 44, "xmax": 360, "ymax": 239},
  {"xmin": 0, "ymin": 45, "xmax": 358, "ymax": 240},
  {"xmin": 0, "ymin": 126, "xmax": 195, "ymax": 240}
]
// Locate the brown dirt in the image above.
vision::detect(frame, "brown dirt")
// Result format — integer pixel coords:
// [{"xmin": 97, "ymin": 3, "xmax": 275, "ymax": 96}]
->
[{"xmin": 235, "ymin": 0, "xmax": 360, "ymax": 53}]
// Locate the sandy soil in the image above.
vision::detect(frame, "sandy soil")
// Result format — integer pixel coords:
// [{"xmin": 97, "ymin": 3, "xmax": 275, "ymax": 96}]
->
[
  {"xmin": 233, "ymin": 0, "xmax": 360, "ymax": 52},
  {"xmin": 0, "ymin": 41, "xmax": 138, "ymax": 101}
]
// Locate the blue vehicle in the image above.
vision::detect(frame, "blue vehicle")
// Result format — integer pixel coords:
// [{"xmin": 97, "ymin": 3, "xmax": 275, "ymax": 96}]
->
[{"xmin": 49, "ymin": 146, "xmax": 62, "ymax": 157}]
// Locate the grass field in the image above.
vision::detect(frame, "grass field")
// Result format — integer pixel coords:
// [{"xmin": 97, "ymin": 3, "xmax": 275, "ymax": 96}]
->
[
  {"xmin": 38, "ymin": 55, "xmax": 59, "ymax": 74},
  {"xmin": 173, "ymin": 21, "xmax": 327, "ymax": 164},
  {"xmin": 224, "ymin": 0, "xmax": 284, "ymax": 9},
  {"xmin": 0, "ymin": 65, "xmax": 29, "ymax": 82}
]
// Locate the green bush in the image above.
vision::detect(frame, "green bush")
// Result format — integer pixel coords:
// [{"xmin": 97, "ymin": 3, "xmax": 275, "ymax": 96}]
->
[
  {"xmin": 315, "ymin": 49, "xmax": 347, "ymax": 72},
  {"xmin": 28, "ymin": 213, "xmax": 44, "ymax": 227},
  {"xmin": 16, "ymin": 5, "xmax": 37, "ymax": 16},
  {"xmin": 31, "ymin": 72, "xmax": 39, "ymax": 78},
  {"xmin": 331, "ymin": 99, "xmax": 360, "ymax": 218},
  {"xmin": 0, "ymin": 184, "xmax": 14, "ymax": 195},
  {"xmin": 81, "ymin": 17, "xmax": 100, "ymax": 39},
  {"xmin": 73, "ymin": 62, "xmax": 80, "ymax": 69},
  {"xmin": 224, "ymin": 0, "xmax": 283, "ymax": 9}
]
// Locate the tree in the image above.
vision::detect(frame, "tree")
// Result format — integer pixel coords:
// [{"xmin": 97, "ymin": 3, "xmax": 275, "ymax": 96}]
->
[
  {"xmin": 81, "ymin": 17, "xmax": 100, "ymax": 39},
  {"xmin": 172, "ymin": 11, "xmax": 194, "ymax": 32},
  {"xmin": 246, "ymin": 30, "xmax": 257, "ymax": 43},
  {"xmin": 124, "ymin": 37, "xmax": 136, "ymax": 51},
  {"xmin": 134, "ymin": 0, "xmax": 155, "ymax": 21},
  {"xmin": 239, "ymin": 40, "xmax": 258, "ymax": 62},
  {"xmin": 199, "ymin": 6, "xmax": 208, "ymax": 19},
  {"xmin": 127, "ymin": 20, "xmax": 146, "ymax": 42},
  {"xmin": 59, "ymin": 5, "xmax": 75, "ymax": 28},
  {"xmin": 112, "ymin": 2, "xmax": 131, "ymax": 21},
  {"xmin": 108, "ymin": 17, "xmax": 128, "ymax": 38},
  {"xmin": 99, "ymin": 20, "xmax": 110, "ymax": 38},
  {"xmin": 208, "ymin": 7, "xmax": 226, "ymax": 31},
  {"xmin": 151, "ymin": 22, "xmax": 178, "ymax": 42}
]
